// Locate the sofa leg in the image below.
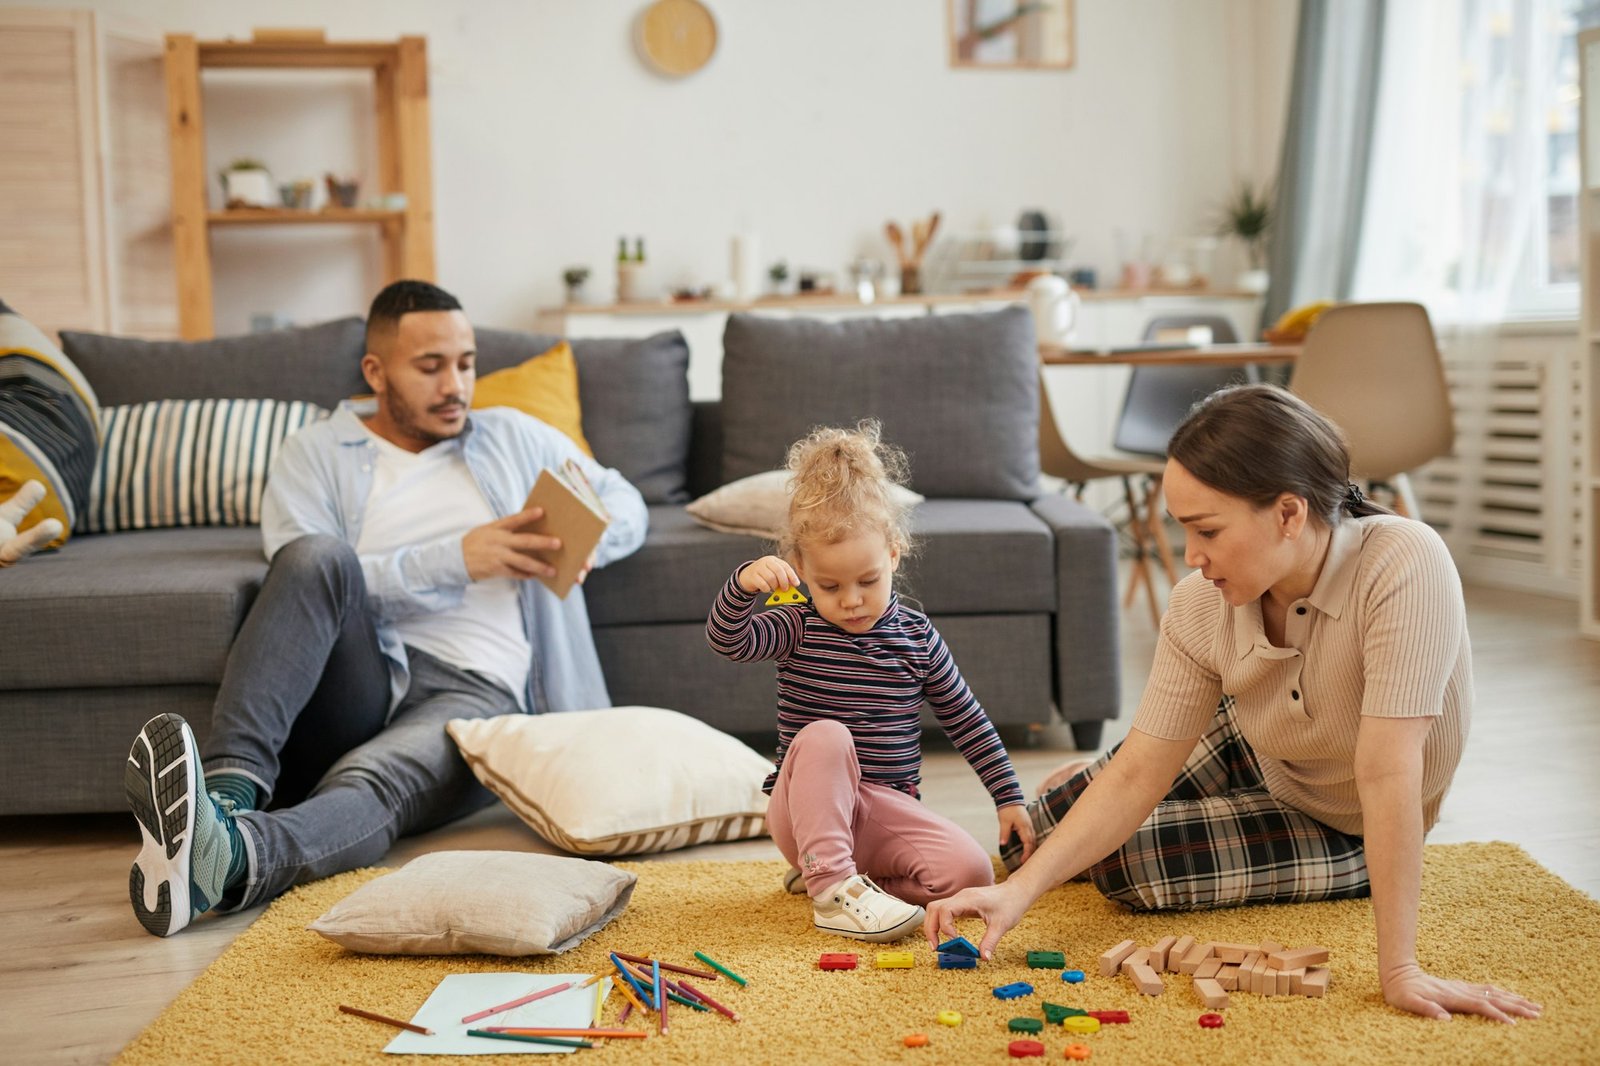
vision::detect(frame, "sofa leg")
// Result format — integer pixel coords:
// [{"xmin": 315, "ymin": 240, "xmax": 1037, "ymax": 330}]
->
[{"xmin": 1068, "ymin": 720, "xmax": 1103, "ymax": 751}]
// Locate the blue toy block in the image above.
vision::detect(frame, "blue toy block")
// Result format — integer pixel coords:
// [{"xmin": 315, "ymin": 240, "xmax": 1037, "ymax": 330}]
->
[
  {"xmin": 937, "ymin": 952, "xmax": 977, "ymax": 969},
  {"xmin": 1060, "ymin": 969, "xmax": 1086, "ymax": 983},
  {"xmin": 936, "ymin": 935, "xmax": 981, "ymax": 958},
  {"xmin": 992, "ymin": 981, "xmax": 1035, "ymax": 1000}
]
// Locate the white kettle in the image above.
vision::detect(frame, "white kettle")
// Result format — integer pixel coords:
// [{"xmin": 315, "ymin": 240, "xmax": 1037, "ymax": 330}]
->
[{"xmin": 1027, "ymin": 274, "xmax": 1080, "ymax": 347}]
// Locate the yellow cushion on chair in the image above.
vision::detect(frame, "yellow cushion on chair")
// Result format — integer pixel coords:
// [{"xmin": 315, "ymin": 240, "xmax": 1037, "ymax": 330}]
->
[{"xmin": 471, "ymin": 339, "xmax": 593, "ymax": 455}]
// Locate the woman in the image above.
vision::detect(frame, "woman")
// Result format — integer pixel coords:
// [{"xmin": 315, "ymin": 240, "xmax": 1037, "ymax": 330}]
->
[{"xmin": 924, "ymin": 384, "xmax": 1540, "ymax": 1024}]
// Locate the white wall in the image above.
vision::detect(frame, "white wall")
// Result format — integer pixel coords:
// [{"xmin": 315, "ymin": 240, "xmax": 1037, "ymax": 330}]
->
[{"xmin": 20, "ymin": 0, "xmax": 1296, "ymax": 336}]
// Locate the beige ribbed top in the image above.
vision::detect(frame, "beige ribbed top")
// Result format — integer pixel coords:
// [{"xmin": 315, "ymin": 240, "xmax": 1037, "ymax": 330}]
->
[{"xmin": 1132, "ymin": 515, "xmax": 1472, "ymax": 837}]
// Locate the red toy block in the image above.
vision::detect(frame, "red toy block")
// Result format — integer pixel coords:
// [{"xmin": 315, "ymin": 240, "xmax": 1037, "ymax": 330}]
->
[
  {"xmin": 1086, "ymin": 1010, "xmax": 1130, "ymax": 1024},
  {"xmin": 818, "ymin": 952, "xmax": 858, "ymax": 970},
  {"xmin": 1009, "ymin": 1039, "xmax": 1046, "ymax": 1057}
]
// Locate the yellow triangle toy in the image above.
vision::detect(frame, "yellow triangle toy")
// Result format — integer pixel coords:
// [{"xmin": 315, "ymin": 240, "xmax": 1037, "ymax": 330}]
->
[{"xmin": 765, "ymin": 586, "xmax": 808, "ymax": 606}]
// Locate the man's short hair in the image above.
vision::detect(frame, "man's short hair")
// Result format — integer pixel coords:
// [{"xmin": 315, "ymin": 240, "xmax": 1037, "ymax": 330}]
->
[{"xmin": 365, "ymin": 280, "xmax": 463, "ymax": 351}]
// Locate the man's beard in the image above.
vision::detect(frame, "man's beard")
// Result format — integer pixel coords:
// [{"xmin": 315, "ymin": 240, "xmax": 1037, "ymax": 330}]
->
[{"xmin": 388, "ymin": 389, "xmax": 465, "ymax": 446}]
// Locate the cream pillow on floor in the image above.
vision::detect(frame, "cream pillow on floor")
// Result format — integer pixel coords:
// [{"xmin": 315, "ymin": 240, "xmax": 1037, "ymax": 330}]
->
[
  {"xmin": 448, "ymin": 706, "xmax": 773, "ymax": 856},
  {"xmin": 686, "ymin": 469, "xmax": 925, "ymax": 540},
  {"xmin": 307, "ymin": 850, "xmax": 636, "ymax": 956}
]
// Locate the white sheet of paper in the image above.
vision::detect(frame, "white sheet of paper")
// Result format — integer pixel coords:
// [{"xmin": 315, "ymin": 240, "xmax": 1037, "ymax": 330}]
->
[{"xmin": 384, "ymin": 973, "xmax": 609, "ymax": 1055}]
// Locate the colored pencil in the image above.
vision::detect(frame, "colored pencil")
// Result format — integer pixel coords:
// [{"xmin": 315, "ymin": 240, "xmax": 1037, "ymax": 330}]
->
[
  {"xmin": 483, "ymin": 1027, "xmax": 647, "ymax": 1039},
  {"xmin": 466, "ymin": 1029, "xmax": 594, "ymax": 1049},
  {"xmin": 613, "ymin": 951, "xmax": 720, "ymax": 980},
  {"xmin": 592, "ymin": 980, "xmax": 607, "ymax": 1026},
  {"xmin": 654, "ymin": 959, "xmax": 666, "ymax": 1035},
  {"xmin": 678, "ymin": 980, "xmax": 740, "ymax": 1022},
  {"xmin": 460, "ymin": 980, "xmax": 573, "ymax": 1024},
  {"xmin": 619, "ymin": 1001, "xmax": 634, "ymax": 1024},
  {"xmin": 337, "ymin": 1004, "xmax": 433, "ymax": 1036},
  {"xmin": 609, "ymin": 953, "xmax": 653, "ymax": 1009},
  {"xmin": 579, "ymin": 972, "xmax": 606, "ymax": 988},
  {"xmin": 614, "ymin": 957, "xmax": 708, "ymax": 1012},
  {"xmin": 609, "ymin": 959, "xmax": 651, "ymax": 1014},
  {"xmin": 694, "ymin": 951, "xmax": 748, "ymax": 986}
]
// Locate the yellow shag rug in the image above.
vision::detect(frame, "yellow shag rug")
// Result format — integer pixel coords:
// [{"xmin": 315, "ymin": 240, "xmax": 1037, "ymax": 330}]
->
[{"xmin": 116, "ymin": 842, "xmax": 1598, "ymax": 1065}]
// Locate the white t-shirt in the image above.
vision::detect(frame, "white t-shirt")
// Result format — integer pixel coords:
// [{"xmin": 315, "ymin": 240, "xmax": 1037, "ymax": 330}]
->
[{"xmin": 355, "ymin": 429, "xmax": 531, "ymax": 705}]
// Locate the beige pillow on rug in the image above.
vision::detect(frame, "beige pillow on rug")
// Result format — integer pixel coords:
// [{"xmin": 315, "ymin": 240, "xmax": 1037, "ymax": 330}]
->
[
  {"xmin": 306, "ymin": 850, "xmax": 635, "ymax": 955},
  {"xmin": 686, "ymin": 469, "xmax": 925, "ymax": 540},
  {"xmin": 447, "ymin": 706, "xmax": 773, "ymax": 856}
]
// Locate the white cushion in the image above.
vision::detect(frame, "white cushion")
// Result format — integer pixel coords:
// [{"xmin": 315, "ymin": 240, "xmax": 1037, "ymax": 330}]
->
[
  {"xmin": 447, "ymin": 706, "xmax": 773, "ymax": 856},
  {"xmin": 686, "ymin": 468, "xmax": 924, "ymax": 540},
  {"xmin": 307, "ymin": 850, "xmax": 636, "ymax": 956}
]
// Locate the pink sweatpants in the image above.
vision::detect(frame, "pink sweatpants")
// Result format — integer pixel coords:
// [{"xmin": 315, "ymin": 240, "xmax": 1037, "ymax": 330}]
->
[{"xmin": 765, "ymin": 719, "xmax": 995, "ymax": 906}]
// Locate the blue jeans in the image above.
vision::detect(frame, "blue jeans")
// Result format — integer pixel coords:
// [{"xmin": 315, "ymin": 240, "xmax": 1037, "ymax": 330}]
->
[{"xmin": 200, "ymin": 535, "xmax": 518, "ymax": 909}]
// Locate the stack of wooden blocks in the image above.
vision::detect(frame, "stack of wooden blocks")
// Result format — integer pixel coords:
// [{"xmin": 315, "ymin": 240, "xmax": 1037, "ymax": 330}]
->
[{"xmin": 1097, "ymin": 936, "xmax": 1331, "ymax": 1010}]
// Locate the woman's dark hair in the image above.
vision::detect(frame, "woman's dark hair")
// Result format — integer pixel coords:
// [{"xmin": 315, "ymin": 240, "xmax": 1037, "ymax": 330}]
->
[{"xmin": 1167, "ymin": 383, "xmax": 1392, "ymax": 524}]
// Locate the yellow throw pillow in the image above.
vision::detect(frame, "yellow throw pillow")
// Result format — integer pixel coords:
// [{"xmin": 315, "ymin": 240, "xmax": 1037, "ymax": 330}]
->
[{"xmin": 472, "ymin": 340, "xmax": 592, "ymax": 455}]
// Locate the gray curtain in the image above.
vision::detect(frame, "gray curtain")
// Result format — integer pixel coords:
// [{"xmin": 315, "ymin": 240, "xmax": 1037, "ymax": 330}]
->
[{"xmin": 1263, "ymin": 0, "xmax": 1387, "ymax": 329}]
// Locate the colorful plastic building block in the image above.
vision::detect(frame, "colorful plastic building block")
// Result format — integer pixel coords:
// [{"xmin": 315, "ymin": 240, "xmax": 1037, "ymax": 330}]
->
[
  {"xmin": 765, "ymin": 586, "xmax": 807, "ymax": 606},
  {"xmin": 875, "ymin": 951, "xmax": 914, "ymax": 969},
  {"xmin": 936, "ymin": 1010, "xmax": 962, "ymax": 1027},
  {"xmin": 1086, "ymin": 1010, "xmax": 1129, "ymax": 1024},
  {"xmin": 1027, "ymin": 950, "xmax": 1066, "ymax": 969},
  {"xmin": 1061, "ymin": 1015, "xmax": 1101, "ymax": 1035},
  {"xmin": 1064, "ymin": 1044, "xmax": 1092, "ymax": 1061},
  {"xmin": 1060, "ymin": 969, "xmax": 1086, "ymax": 983},
  {"xmin": 1042, "ymin": 1002, "xmax": 1087, "ymax": 1024},
  {"xmin": 992, "ymin": 982, "xmax": 1035, "ymax": 1000},
  {"xmin": 903, "ymin": 1033, "xmax": 929, "ymax": 1047},
  {"xmin": 1008, "ymin": 1040, "xmax": 1045, "ymax": 1058},
  {"xmin": 1009, "ymin": 1017, "xmax": 1044, "ymax": 1033},
  {"xmin": 936, "ymin": 935, "xmax": 981, "ymax": 958},
  {"xmin": 818, "ymin": 952, "xmax": 857, "ymax": 970},
  {"xmin": 1198, "ymin": 1012, "xmax": 1225, "ymax": 1029},
  {"xmin": 937, "ymin": 952, "xmax": 976, "ymax": 969}
]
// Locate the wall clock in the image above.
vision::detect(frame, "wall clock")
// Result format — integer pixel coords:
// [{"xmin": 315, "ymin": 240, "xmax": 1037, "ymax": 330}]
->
[{"xmin": 635, "ymin": 0, "xmax": 718, "ymax": 77}]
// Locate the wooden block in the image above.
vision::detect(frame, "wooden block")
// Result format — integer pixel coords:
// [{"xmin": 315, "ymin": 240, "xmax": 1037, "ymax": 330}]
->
[
  {"xmin": 1099, "ymin": 939, "xmax": 1138, "ymax": 978},
  {"xmin": 1178, "ymin": 940, "xmax": 1215, "ymax": 975},
  {"xmin": 1256, "ymin": 957, "xmax": 1273, "ymax": 994},
  {"xmin": 1213, "ymin": 942, "xmax": 1261, "ymax": 963},
  {"xmin": 1285, "ymin": 968, "xmax": 1306, "ymax": 995},
  {"xmin": 1216, "ymin": 964, "xmax": 1239, "ymax": 991},
  {"xmin": 1301, "ymin": 966, "xmax": 1330, "ymax": 998},
  {"xmin": 1278, "ymin": 969, "xmax": 1293, "ymax": 995},
  {"xmin": 1149, "ymin": 935, "xmax": 1178, "ymax": 972},
  {"xmin": 1128, "ymin": 962, "xmax": 1165, "ymax": 996},
  {"xmin": 1268, "ymin": 946, "xmax": 1330, "ymax": 970},
  {"xmin": 1193, "ymin": 976, "xmax": 1230, "ymax": 1010},
  {"xmin": 1259, "ymin": 939, "xmax": 1286, "ymax": 956},
  {"xmin": 1120, "ymin": 949, "xmax": 1150, "ymax": 977},
  {"xmin": 1166, "ymin": 935, "xmax": 1196, "ymax": 974},
  {"xmin": 1194, "ymin": 957, "xmax": 1223, "ymax": 981}
]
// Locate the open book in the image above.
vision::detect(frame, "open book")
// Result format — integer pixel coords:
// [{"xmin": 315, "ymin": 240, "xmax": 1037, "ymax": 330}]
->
[{"xmin": 520, "ymin": 459, "xmax": 609, "ymax": 600}]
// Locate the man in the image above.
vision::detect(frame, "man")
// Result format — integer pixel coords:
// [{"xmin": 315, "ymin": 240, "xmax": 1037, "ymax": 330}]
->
[{"xmin": 125, "ymin": 280, "xmax": 647, "ymax": 936}]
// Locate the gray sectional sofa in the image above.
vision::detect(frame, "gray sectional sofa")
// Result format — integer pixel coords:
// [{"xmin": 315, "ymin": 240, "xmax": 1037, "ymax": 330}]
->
[{"xmin": 0, "ymin": 306, "xmax": 1119, "ymax": 815}]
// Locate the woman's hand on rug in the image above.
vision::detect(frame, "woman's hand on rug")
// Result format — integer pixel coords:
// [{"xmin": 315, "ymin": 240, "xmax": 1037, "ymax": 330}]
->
[
  {"xmin": 997, "ymin": 804, "xmax": 1035, "ymax": 863},
  {"xmin": 923, "ymin": 881, "xmax": 1030, "ymax": 961},
  {"xmin": 1382, "ymin": 962, "xmax": 1543, "ymax": 1023}
]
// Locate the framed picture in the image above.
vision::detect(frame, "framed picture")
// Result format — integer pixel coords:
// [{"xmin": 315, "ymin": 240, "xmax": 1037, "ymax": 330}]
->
[{"xmin": 947, "ymin": 0, "xmax": 1075, "ymax": 70}]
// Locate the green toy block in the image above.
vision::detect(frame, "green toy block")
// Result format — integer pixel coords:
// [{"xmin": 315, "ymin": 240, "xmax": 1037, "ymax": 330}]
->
[
  {"xmin": 1009, "ymin": 1017, "xmax": 1044, "ymax": 1033},
  {"xmin": 1027, "ymin": 950, "xmax": 1066, "ymax": 969},
  {"xmin": 1042, "ymin": 1002, "xmax": 1087, "ymax": 1024}
]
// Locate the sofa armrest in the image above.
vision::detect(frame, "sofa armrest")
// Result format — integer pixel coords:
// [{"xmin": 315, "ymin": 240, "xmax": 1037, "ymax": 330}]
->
[{"xmin": 1029, "ymin": 493, "xmax": 1120, "ymax": 734}]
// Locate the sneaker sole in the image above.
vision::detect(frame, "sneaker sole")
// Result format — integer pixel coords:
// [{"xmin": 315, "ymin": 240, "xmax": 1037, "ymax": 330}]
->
[
  {"xmin": 815, "ymin": 904, "xmax": 927, "ymax": 944},
  {"xmin": 127, "ymin": 713, "xmax": 197, "ymax": 937}
]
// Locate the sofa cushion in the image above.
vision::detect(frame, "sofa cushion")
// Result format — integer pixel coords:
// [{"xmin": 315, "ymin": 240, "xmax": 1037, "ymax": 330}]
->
[
  {"xmin": 475, "ymin": 328, "xmax": 691, "ymax": 504},
  {"xmin": 0, "ymin": 526, "xmax": 264, "ymax": 690},
  {"xmin": 471, "ymin": 339, "xmax": 591, "ymax": 455},
  {"xmin": 583, "ymin": 499, "xmax": 1055, "ymax": 627},
  {"xmin": 719, "ymin": 307, "xmax": 1041, "ymax": 500},
  {"xmin": 61, "ymin": 317, "xmax": 368, "ymax": 410}
]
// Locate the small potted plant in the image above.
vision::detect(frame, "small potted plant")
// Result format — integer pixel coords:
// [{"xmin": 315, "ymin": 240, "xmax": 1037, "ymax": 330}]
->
[
  {"xmin": 219, "ymin": 158, "xmax": 275, "ymax": 209},
  {"xmin": 767, "ymin": 260, "xmax": 790, "ymax": 297},
  {"xmin": 1217, "ymin": 181, "xmax": 1273, "ymax": 293},
  {"xmin": 562, "ymin": 266, "xmax": 591, "ymax": 305}
]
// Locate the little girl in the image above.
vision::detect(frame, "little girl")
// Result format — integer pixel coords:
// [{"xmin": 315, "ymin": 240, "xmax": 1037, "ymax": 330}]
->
[{"xmin": 706, "ymin": 421, "xmax": 1035, "ymax": 943}]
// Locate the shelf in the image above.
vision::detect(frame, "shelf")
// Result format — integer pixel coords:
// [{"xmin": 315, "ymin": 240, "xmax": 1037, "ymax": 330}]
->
[
  {"xmin": 206, "ymin": 208, "xmax": 403, "ymax": 227},
  {"xmin": 549, "ymin": 287, "xmax": 1260, "ymax": 318},
  {"xmin": 196, "ymin": 40, "xmax": 400, "ymax": 69}
]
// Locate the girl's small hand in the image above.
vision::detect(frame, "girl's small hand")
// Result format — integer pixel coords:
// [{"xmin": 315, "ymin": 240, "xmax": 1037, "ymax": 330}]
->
[
  {"xmin": 997, "ymin": 804, "xmax": 1035, "ymax": 864},
  {"xmin": 1381, "ymin": 963, "xmax": 1542, "ymax": 1023},
  {"xmin": 738, "ymin": 555, "xmax": 801, "ymax": 596}
]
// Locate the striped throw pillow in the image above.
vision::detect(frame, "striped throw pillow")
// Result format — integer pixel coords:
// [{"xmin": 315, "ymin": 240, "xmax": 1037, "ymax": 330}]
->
[{"xmin": 84, "ymin": 398, "xmax": 327, "ymax": 533}]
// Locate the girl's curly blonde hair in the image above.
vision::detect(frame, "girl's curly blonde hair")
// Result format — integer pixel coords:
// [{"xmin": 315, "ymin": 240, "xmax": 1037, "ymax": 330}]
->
[{"xmin": 778, "ymin": 420, "xmax": 913, "ymax": 561}]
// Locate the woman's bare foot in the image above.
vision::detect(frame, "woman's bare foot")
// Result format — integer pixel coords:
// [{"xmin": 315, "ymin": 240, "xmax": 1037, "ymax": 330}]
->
[{"xmin": 1035, "ymin": 758, "xmax": 1094, "ymax": 797}]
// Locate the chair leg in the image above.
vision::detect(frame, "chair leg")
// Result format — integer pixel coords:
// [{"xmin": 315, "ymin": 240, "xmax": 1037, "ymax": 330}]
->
[
  {"xmin": 1120, "ymin": 476, "xmax": 1161, "ymax": 626},
  {"xmin": 1143, "ymin": 474, "xmax": 1180, "ymax": 585},
  {"xmin": 1390, "ymin": 472, "xmax": 1419, "ymax": 519}
]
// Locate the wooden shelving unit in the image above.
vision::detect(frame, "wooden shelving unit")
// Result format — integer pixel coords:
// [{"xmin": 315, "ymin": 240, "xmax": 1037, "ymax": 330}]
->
[
  {"xmin": 162, "ymin": 34, "xmax": 435, "ymax": 339},
  {"xmin": 1579, "ymin": 27, "xmax": 1600, "ymax": 639}
]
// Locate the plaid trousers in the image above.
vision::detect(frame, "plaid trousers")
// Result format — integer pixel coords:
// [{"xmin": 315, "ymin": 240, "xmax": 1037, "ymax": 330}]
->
[{"xmin": 1002, "ymin": 698, "xmax": 1371, "ymax": 911}]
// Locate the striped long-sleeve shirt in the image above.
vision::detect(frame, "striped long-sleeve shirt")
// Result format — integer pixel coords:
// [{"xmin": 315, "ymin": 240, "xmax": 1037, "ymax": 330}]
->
[{"xmin": 707, "ymin": 566, "xmax": 1025, "ymax": 808}]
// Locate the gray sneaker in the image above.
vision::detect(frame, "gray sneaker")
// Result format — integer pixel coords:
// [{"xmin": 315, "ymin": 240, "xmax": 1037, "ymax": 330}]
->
[
  {"xmin": 126, "ymin": 713, "xmax": 235, "ymax": 937},
  {"xmin": 782, "ymin": 866, "xmax": 807, "ymax": 894},
  {"xmin": 812, "ymin": 874, "xmax": 925, "ymax": 943}
]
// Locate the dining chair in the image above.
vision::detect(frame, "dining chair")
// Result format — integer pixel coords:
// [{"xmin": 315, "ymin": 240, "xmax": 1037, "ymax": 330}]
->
[{"xmin": 1288, "ymin": 302, "xmax": 1454, "ymax": 517}]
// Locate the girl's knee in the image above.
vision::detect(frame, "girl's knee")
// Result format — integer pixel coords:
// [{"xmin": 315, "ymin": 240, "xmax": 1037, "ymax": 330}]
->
[
  {"xmin": 924, "ymin": 845, "xmax": 995, "ymax": 897},
  {"xmin": 791, "ymin": 719, "xmax": 852, "ymax": 753}
]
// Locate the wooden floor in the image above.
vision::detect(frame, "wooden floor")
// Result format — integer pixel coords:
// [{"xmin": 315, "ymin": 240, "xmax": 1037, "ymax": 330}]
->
[{"xmin": 1, "ymin": 581, "xmax": 1596, "ymax": 1064}]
